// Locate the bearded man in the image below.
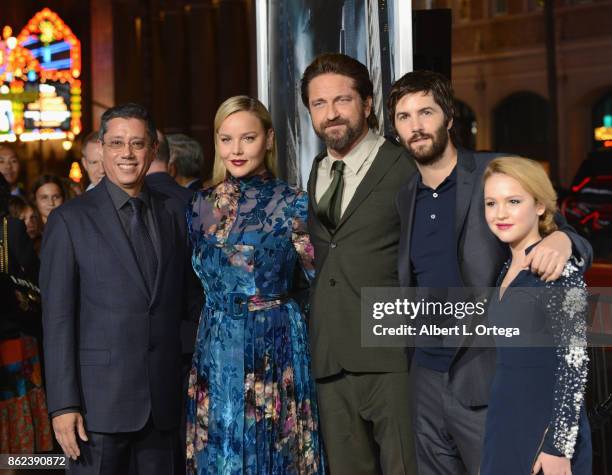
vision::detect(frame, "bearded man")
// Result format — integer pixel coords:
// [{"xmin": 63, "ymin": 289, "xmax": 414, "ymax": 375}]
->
[
  {"xmin": 301, "ymin": 53, "xmax": 418, "ymax": 474},
  {"xmin": 390, "ymin": 70, "xmax": 592, "ymax": 475}
]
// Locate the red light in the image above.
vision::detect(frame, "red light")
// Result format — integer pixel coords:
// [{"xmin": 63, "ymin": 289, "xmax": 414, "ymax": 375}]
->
[
  {"xmin": 571, "ymin": 177, "xmax": 591, "ymax": 192},
  {"xmin": 605, "ymin": 141, "xmax": 612, "ymax": 148},
  {"xmin": 580, "ymin": 211, "xmax": 602, "ymax": 231}
]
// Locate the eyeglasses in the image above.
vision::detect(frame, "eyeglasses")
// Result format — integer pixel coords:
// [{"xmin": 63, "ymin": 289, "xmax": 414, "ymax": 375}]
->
[{"xmin": 102, "ymin": 139, "xmax": 148, "ymax": 151}]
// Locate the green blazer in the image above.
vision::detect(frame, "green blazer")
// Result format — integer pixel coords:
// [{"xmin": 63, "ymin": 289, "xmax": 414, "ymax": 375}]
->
[{"xmin": 307, "ymin": 139, "xmax": 417, "ymax": 379}]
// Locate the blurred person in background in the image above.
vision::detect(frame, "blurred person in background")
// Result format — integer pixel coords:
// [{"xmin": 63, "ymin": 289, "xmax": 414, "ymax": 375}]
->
[
  {"xmin": 81, "ymin": 131, "xmax": 105, "ymax": 191},
  {"xmin": 146, "ymin": 130, "xmax": 194, "ymax": 204},
  {"xmin": 31, "ymin": 175, "xmax": 66, "ymax": 226},
  {"xmin": 66, "ymin": 179, "xmax": 84, "ymax": 199},
  {"xmin": 167, "ymin": 134, "xmax": 204, "ymax": 191},
  {"xmin": 146, "ymin": 129, "xmax": 201, "ymax": 471},
  {"xmin": 0, "ymin": 145, "xmax": 24, "ymax": 197},
  {"xmin": 8, "ymin": 196, "xmax": 42, "ymax": 253},
  {"xmin": 0, "ymin": 174, "xmax": 52, "ymax": 464}
]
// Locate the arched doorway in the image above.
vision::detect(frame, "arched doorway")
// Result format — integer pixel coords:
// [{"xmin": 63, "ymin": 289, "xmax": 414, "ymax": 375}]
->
[
  {"xmin": 493, "ymin": 92, "xmax": 550, "ymax": 161},
  {"xmin": 453, "ymin": 99, "xmax": 477, "ymax": 150}
]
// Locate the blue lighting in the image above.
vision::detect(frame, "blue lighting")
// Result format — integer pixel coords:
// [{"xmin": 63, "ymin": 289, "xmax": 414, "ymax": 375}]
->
[
  {"xmin": 40, "ymin": 59, "xmax": 71, "ymax": 70},
  {"xmin": 21, "ymin": 36, "xmax": 37, "ymax": 47},
  {"xmin": 604, "ymin": 115, "xmax": 612, "ymax": 128},
  {"xmin": 43, "ymin": 46, "xmax": 51, "ymax": 63},
  {"xmin": 28, "ymin": 41, "xmax": 71, "ymax": 59},
  {"xmin": 27, "ymin": 70, "xmax": 37, "ymax": 82}
]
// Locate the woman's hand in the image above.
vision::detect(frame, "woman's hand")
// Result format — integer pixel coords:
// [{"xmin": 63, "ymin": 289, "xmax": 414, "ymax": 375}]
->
[{"xmin": 532, "ymin": 451, "xmax": 571, "ymax": 475}]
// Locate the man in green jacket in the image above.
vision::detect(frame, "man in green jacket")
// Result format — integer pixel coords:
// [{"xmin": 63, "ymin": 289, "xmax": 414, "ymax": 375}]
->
[{"xmin": 302, "ymin": 53, "xmax": 417, "ymax": 474}]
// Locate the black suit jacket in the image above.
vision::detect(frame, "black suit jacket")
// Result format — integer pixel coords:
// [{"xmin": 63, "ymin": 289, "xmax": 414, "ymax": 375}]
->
[
  {"xmin": 145, "ymin": 172, "xmax": 194, "ymax": 205},
  {"xmin": 187, "ymin": 179, "xmax": 201, "ymax": 192},
  {"xmin": 145, "ymin": 171, "xmax": 202, "ymax": 356},
  {"xmin": 307, "ymin": 139, "xmax": 417, "ymax": 379},
  {"xmin": 396, "ymin": 149, "xmax": 593, "ymax": 406},
  {"xmin": 40, "ymin": 179, "xmax": 190, "ymax": 432}
]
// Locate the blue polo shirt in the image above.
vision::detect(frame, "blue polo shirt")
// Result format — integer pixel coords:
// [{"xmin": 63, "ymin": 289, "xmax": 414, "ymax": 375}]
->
[{"xmin": 410, "ymin": 167, "xmax": 463, "ymax": 372}]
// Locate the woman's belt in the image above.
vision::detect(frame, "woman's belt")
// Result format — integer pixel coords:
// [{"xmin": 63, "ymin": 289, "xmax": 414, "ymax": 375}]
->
[{"xmin": 205, "ymin": 292, "xmax": 289, "ymax": 320}]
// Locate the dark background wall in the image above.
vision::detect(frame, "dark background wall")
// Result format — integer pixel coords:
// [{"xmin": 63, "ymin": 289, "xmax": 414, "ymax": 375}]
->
[
  {"xmin": 109, "ymin": 0, "xmax": 255, "ymax": 181},
  {"xmin": 0, "ymin": 0, "xmax": 255, "ymax": 183}
]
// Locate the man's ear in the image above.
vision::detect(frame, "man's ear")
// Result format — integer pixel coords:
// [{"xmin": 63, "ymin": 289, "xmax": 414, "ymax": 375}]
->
[
  {"xmin": 168, "ymin": 161, "xmax": 177, "ymax": 178},
  {"xmin": 364, "ymin": 96, "xmax": 373, "ymax": 119},
  {"xmin": 266, "ymin": 129, "xmax": 275, "ymax": 151},
  {"xmin": 149, "ymin": 141, "xmax": 159, "ymax": 164}
]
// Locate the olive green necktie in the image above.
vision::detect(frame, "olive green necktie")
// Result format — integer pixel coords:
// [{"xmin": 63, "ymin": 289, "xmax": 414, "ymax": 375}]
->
[{"xmin": 317, "ymin": 160, "xmax": 345, "ymax": 230}]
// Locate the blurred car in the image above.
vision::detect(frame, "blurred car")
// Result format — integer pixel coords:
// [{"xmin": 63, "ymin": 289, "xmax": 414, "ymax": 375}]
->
[{"xmin": 561, "ymin": 149, "xmax": 612, "ymax": 269}]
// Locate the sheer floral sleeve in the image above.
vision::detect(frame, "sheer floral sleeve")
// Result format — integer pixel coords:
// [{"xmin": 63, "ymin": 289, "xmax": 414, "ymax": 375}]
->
[
  {"xmin": 291, "ymin": 191, "xmax": 315, "ymax": 284},
  {"xmin": 542, "ymin": 257, "xmax": 589, "ymax": 458}
]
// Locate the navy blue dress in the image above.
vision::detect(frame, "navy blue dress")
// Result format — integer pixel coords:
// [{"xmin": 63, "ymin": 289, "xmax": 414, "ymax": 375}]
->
[{"xmin": 481, "ymin": 256, "xmax": 592, "ymax": 475}]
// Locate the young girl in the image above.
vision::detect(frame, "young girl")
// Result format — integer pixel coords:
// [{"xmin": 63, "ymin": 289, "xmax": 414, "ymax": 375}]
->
[{"xmin": 480, "ymin": 157, "xmax": 592, "ymax": 475}]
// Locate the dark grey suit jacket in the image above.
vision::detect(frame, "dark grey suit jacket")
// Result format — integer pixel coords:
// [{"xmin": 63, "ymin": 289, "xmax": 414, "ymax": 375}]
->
[
  {"xmin": 396, "ymin": 148, "xmax": 593, "ymax": 406},
  {"xmin": 308, "ymin": 139, "xmax": 417, "ymax": 379},
  {"xmin": 145, "ymin": 171, "xmax": 201, "ymax": 356},
  {"xmin": 40, "ymin": 179, "xmax": 190, "ymax": 432},
  {"xmin": 145, "ymin": 172, "xmax": 194, "ymax": 205}
]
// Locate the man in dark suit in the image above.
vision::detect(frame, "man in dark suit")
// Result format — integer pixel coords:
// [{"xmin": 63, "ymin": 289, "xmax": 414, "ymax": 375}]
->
[
  {"xmin": 41, "ymin": 103, "xmax": 190, "ymax": 474},
  {"xmin": 145, "ymin": 129, "xmax": 201, "ymax": 465},
  {"xmin": 146, "ymin": 131, "xmax": 194, "ymax": 204},
  {"xmin": 167, "ymin": 133, "xmax": 205, "ymax": 191},
  {"xmin": 302, "ymin": 53, "xmax": 417, "ymax": 474},
  {"xmin": 389, "ymin": 70, "xmax": 592, "ymax": 474},
  {"xmin": 80, "ymin": 131, "xmax": 105, "ymax": 191}
]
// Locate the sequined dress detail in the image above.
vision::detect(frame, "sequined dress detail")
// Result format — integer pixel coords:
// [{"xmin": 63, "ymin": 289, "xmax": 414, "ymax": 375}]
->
[{"xmin": 480, "ymin": 257, "xmax": 591, "ymax": 474}]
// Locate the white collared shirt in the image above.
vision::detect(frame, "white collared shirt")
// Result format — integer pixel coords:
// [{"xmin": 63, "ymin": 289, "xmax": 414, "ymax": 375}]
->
[{"xmin": 315, "ymin": 129, "xmax": 385, "ymax": 216}]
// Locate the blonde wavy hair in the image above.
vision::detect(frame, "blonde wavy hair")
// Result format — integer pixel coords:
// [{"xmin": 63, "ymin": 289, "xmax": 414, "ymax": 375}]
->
[
  {"xmin": 210, "ymin": 95, "xmax": 278, "ymax": 185},
  {"xmin": 483, "ymin": 156, "xmax": 558, "ymax": 237}
]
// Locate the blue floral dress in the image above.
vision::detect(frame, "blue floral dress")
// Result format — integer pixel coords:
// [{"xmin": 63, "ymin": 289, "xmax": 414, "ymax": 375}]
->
[{"xmin": 185, "ymin": 172, "xmax": 324, "ymax": 475}]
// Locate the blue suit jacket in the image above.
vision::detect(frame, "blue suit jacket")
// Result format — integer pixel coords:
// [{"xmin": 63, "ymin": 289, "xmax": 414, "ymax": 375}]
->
[{"xmin": 40, "ymin": 179, "xmax": 190, "ymax": 432}]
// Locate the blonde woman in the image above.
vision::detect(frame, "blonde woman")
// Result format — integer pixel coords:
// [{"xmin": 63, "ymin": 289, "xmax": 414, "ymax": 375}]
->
[
  {"xmin": 481, "ymin": 157, "xmax": 591, "ymax": 475},
  {"xmin": 185, "ymin": 96, "xmax": 324, "ymax": 474}
]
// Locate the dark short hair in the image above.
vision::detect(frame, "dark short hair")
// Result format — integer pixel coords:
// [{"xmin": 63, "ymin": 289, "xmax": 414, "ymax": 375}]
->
[
  {"xmin": 155, "ymin": 131, "xmax": 170, "ymax": 164},
  {"xmin": 81, "ymin": 130, "xmax": 99, "ymax": 147},
  {"xmin": 31, "ymin": 174, "xmax": 67, "ymax": 201},
  {"xmin": 167, "ymin": 134, "xmax": 203, "ymax": 179},
  {"xmin": 387, "ymin": 70, "xmax": 455, "ymax": 131},
  {"xmin": 300, "ymin": 53, "xmax": 379, "ymax": 130},
  {"xmin": 98, "ymin": 103, "xmax": 157, "ymax": 144},
  {"xmin": 0, "ymin": 144, "xmax": 18, "ymax": 158},
  {"xmin": 8, "ymin": 195, "xmax": 30, "ymax": 218}
]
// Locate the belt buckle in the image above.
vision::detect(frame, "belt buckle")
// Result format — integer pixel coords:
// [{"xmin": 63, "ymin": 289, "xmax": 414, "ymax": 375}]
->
[{"xmin": 228, "ymin": 292, "xmax": 248, "ymax": 320}]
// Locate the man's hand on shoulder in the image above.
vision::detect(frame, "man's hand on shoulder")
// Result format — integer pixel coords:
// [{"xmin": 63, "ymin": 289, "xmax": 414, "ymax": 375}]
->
[
  {"xmin": 522, "ymin": 231, "xmax": 572, "ymax": 282},
  {"xmin": 52, "ymin": 411, "xmax": 88, "ymax": 460}
]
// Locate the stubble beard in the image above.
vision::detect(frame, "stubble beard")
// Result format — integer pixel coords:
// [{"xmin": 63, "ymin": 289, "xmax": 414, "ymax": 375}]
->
[
  {"xmin": 315, "ymin": 115, "xmax": 367, "ymax": 155},
  {"xmin": 403, "ymin": 122, "xmax": 450, "ymax": 167}
]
